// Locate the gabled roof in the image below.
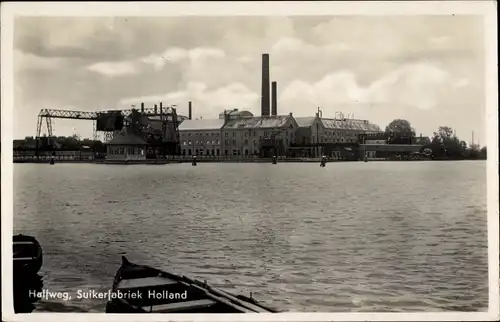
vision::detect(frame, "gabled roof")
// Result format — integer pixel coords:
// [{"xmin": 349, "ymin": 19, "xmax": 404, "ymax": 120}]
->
[
  {"xmin": 105, "ymin": 129, "xmax": 147, "ymax": 145},
  {"xmin": 223, "ymin": 115, "xmax": 294, "ymax": 130},
  {"xmin": 294, "ymin": 117, "xmax": 317, "ymax": 128},
  {"xmin": 178, "ymin": 119, "xmax": 225, "ymax": 131}
]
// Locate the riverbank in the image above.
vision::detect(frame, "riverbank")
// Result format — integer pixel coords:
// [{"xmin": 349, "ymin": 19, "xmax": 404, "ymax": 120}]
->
[{"xmin": 13, "ymin": 157, "xmax": 484, "ymax": 164}]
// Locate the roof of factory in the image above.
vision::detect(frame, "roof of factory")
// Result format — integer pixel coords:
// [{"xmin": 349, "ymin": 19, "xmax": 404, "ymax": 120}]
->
[
  {"xmin": 321, "ymin": 118, "xmax": 382, "ymax": 132},
  {"xmin": 178, "ymin": 119, "xmax": 225, "ymax": 131},
  {"xmin": 222, "ymin": 115, "xmax": 295, "ymax": 130},
  {"xmin": 294, "ymin": 116, "xmax": 318, "ymax": 128}
]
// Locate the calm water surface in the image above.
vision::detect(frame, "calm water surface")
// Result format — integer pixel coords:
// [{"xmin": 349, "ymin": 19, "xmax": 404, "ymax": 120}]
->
[{"xmin": 13, "ymin": 161, "xmax": 488, "ymax": 312}]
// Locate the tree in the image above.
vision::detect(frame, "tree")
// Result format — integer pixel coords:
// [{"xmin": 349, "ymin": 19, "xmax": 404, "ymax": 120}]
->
[
  {"xmin": 385, "ymin": 119, "xmax": 416, "ymax": 144},
  {"xmin": 479, "ymin": 146, "xmax": 487, "ymax": 159},
  {"xmin": 385, "ymin": 119, "xmax": 415, "ymax": 135}
]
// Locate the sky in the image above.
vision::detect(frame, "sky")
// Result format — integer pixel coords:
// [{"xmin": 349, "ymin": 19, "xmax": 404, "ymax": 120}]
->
[{"xmin": 13, "ymin": 15, "xmax": 486, "ymax": 144}]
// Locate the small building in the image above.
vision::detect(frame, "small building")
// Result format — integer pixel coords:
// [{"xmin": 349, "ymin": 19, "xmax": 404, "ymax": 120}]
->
[
  {"xmin": 360, "ymin": 143, "xmax": 423, "ymax": 159},
  {"xmin": 105, "ymin": 128, "xmax": 147, "ymax": 161}
]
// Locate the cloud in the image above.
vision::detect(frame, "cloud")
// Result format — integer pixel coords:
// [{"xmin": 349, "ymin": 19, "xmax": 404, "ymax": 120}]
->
[
  {"xmin": 120, "ymin": 82, "xmax": 259, "ymax": 117},
  {"xmin": 86, "ymin": 61, "xmax": 138, "ymax": 77},
  {"xmin": 86, "ymin": 46, "xmax": 227, "ymax": 77},
  {"xmin": 280, "ymin": 62, "xmax": 451, "ymax": 116},
  {"xmin": 14, "ymin": 50, "xmax": 73, "ymax": 71},
  {"xmin": 13, "ymin": 16, "xmax": 486, "ymax": 144},
  {"xmin": 140, "ymin": 47, "xmax": 225, "ymax": 71},
  {"xmin": 453, "ymin": 78, "xmax": 470, "ymax": 88}
]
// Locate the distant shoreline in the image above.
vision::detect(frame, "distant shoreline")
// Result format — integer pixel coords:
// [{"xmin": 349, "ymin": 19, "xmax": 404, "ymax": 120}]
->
[{"xmin": 13, "ymin": 158, "xmax": 486, "ymax": 164}]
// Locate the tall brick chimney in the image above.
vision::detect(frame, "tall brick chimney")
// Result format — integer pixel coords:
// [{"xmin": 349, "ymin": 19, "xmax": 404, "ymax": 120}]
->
[
  {"xmin": 188, "ymin": 101, "xmax": 192, "ymax": 120},
  {"xmin": 271, "ymin": 81, "xmax": 277, "ymax": 116},
  {"xmin": 261, "ymin": 53, "xmax": 270, "ymax": 117}
]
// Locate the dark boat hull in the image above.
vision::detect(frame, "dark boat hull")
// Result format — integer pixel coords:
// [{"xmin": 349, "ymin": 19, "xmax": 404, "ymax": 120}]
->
[
  {"xmin": 13, "ymin": 234, "xmax": 44, "ymax": 313},
  {"xmin": 13, "ymin": 234, "xmax": 43, "ymax": 274},
  {"xmin": 106, "ymin": 256, "xmax": 277, "ymax": 313}
]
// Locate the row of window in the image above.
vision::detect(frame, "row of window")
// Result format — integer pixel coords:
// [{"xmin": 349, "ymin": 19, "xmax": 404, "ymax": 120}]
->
[
  {"xmin": 180, "ymin": 130, "xmax": 290, "ymax": 138},
  {"xmin": 181, "ymin": 149, "xmax": 259, "ymax": 156},
  {"xmin": 183, "ymin": 140, "xmax": 221, "ymax": 146},
  {"xmin": 306, "ymin": 137, "xmax": 357, "ymax": 144},
  {"xmin": 108, "ymin": 147, "xmax": 144, "ymax": 155},
  {"xmin": 182, "ymin": 132, "xmax": 220, "ymax": 137},
  {"xmin": 182, "ymin": 138, "xmax": 293, "ymax": 147}
]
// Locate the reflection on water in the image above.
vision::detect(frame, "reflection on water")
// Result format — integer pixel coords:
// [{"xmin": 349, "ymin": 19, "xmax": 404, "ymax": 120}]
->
[{"xmin": 14, "ymin": 161, "xmax": 488, "ymax": 312}]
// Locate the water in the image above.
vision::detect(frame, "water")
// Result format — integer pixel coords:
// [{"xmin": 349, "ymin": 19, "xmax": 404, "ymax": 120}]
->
[{"xmin": 13, "ymin": 161, "xmax": 488, "ymax": 312}]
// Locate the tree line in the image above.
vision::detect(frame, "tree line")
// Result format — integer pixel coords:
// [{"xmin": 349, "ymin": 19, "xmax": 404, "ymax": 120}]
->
[
  {"xmin": 384, "ymin": 119, "xmax": 487, "ymax": 160},
  {"xmin": 14, "ymin": 135, "xmax": 106, "ymax": 152}
]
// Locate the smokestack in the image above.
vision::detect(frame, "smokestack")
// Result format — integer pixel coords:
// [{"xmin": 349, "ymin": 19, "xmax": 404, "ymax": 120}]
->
[
  {"xmin": 141, "ymin": 102, "xmax": 144, "ymax": 113},
  {"xmin": 188, "ymin": 101, "xmax": 192, "ymax": 120},
  {"xmin": 261, "ymin": 53, "xmax": 270, "ymax": 116},
  {"xmin": 159, "ymin": 102, "xmax": 163, "ymax": 115},
  {"xmin": 154, "ymin": 104, "xmax": 158, "ymax": 114},
  {"xmin": 271, "ymin": 81, "xmax": 277, "ymax": 116}
]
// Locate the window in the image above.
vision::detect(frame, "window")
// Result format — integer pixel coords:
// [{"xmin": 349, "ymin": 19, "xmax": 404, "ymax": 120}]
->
[
  {"xmin": 217, "ymin": 140, "xmax": 220, "ymax": 144},
  {"xmin": 183, "ymin": 141, "xmax": 186, "ymax": 145},
  {"xmin": 253, "ymin": 140, "xmax": 257, "ymax": 145},
  {"xmin": 244, "ymin": 132, "xmax": 248, "ymax": 137},
  {"xmin": 244, "ymin": 139, "xmax": 248, "ymax": 145},
  {"xmin": 225, "ymin": 132, "xmax": 228, "ymax": 137},
  {"xmin": 206, "ymin": 140, "xmax": 210, "ymax": 145},
  {"xmin": 233, "ymin": 132, "xmax": 236, "ymax": 137},
  {"xmin": 232, "ymin": 140, "xmax": 236, "ymax": 145},
  {"xmin": 224, "ymin": 150, "xmax": 228, "ymax": 155},
  {"xmin": 254, "ymin": 132, "xmax": 257, "ymax": 136},
  {"xmin": 225, "ymin": 140, "xmax": 229, "ymax": 145},
  {"xmin": 188, "ymin": 133, "xmax": 191, "ymax": 136},
  {"xmin": 216, "ymin": 149, "xmax": 220, "ymax": 156},
  {"xmin": 188, "ymin": 149, "xmax": 192, "ymax": 155},
  {"xmin": 188, "ymin": 141, "xmax": 192, "ymax": 145}
]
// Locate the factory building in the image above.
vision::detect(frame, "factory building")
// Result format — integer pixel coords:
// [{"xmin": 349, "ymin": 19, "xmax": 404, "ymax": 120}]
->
[
  {"xmin": 222, "ymin": 113, "xmax": 298, "ymax": 157},
  {"xmin": 178, "ymin": 119, "xmax": 225, "ymax": 156},
  {"xmin": 320, "ymin": 118, "xmax": 382, "ymax": 143}
]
